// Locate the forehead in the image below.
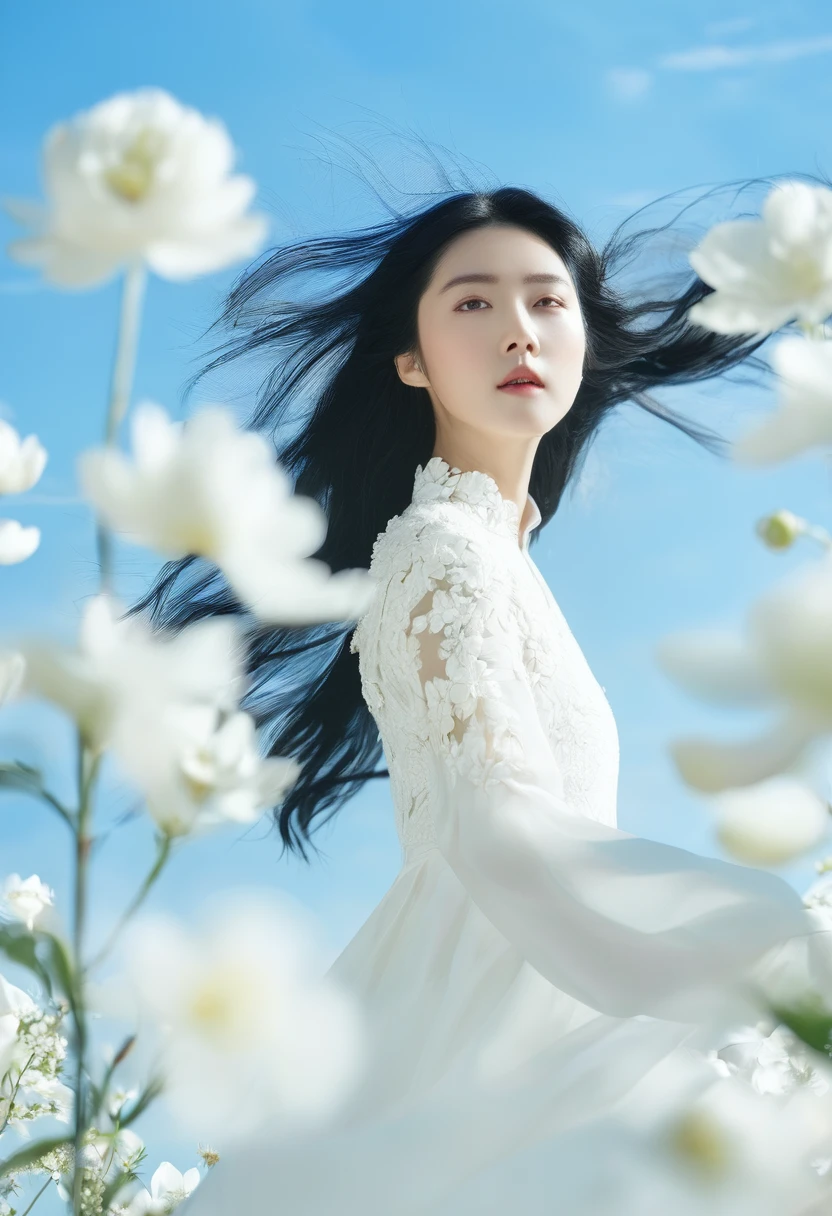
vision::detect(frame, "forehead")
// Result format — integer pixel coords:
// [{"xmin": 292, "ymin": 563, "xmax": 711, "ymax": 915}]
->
[{"xmin": 430, "ymin": 224, "xmax": 571, "ymax": 284}]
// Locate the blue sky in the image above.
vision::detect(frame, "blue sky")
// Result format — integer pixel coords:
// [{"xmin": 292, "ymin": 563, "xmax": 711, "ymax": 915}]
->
[{"xmin": 2, "ymin": 0, "xmax": 832, "ymax": 1199}]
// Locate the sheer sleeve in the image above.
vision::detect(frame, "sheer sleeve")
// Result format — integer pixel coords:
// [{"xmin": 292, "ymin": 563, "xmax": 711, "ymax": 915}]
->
[{"xmin": 401, "ymin": 523, "xmax": 812, "ymax": 1023}]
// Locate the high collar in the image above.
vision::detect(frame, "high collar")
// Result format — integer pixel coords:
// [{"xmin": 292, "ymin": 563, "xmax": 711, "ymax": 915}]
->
[{"xmin": 411, "ymin": 455, "xmax": 542, "ymax": 548}]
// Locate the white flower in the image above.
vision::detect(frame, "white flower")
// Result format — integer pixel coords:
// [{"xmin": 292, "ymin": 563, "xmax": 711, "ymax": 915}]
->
[
  {"xmin": 3, "ymin": 88, "xmax": 268, "ymax": 289},
  {"xmin": 122, "ymin": 892, "xmax": 364, "ymax": 1144},
  {"xmin": 717, "ymin": 1021, "xmax": 831, "ymax": 1097},
  {"xmin": 0, "ymin": 419, "xmax": 47, "ymax": 495},
  {"xmin": 18, "ymin": 593, "xmax": 244, "ymax": 751},
  {"xmin": 803, "ymin": 873, "xmax": 832, "ymax": 930},
  {"xmin": 86, "ymin": 1128, "xmax": 145, "ymax": 1177},
  {"xmin": 656, "ymin": 556, "xmax": 832, "ymax": 792},
  {"xmin": 687, "ymin": 180, "xmax": 832, "ymax": 336},
  {"xmin": 123, "ymin": 1162, "xmax": 200, "ymax": 1216},
  {"xmin": 709, "ymin": 776, "xmax": 829, "ymax": 867},
  {"xmin": 0, "ymin": 651, "xmax": 26, "ymax": 706},
  {"xmin": 0, "ymin": 519, "xmax": 40, "ymax": 564},
  {"xmin": 114, "ymin": 702, "xmax": 300, "ymax": 837},
  {"xmin": 78, "ymin": 401, "xmax": 375, "ymax": 625},
  {"xmin": 0, "ymin": 971, "xmax": 38, "ymax": 1079},
  {"xmin": 589, "ymin": 1055, "xmax": 831, "ymax": 1216},
  {"xmin": 1, "ymin": 873, "xmax": 54, "ymax": 931},
  {"xmin": 21, "ymin": 1072, "xmax": 74, "ymax": 1122},
  {"xmin": 733, "ymin": 334, "xmax": 832, "ymax": 465}
]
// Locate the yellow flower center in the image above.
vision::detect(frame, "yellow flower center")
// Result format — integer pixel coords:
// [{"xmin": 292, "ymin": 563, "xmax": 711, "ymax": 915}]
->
[
  {"xmin": 668, "ymin": 1109, "xmax": 731, "ymax": 1177},
  {"xmin": 103, "ymin": 128, "xmax": 164, "ymax": 203},
  {"xmin": 188, "ymin": 978, "xmax": 237, "ymax": 1038}
]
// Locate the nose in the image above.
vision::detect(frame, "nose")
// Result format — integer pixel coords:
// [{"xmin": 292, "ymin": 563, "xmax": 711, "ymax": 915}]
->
[{"xmin": 505, "ymin": 311, "xmax": 540, "ymax": 357}]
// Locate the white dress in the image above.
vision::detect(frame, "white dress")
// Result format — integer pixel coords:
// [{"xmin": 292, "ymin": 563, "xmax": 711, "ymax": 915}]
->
[{"xmin": 186, "ymin": 456, "xmax": 816, "ymax": 1215}]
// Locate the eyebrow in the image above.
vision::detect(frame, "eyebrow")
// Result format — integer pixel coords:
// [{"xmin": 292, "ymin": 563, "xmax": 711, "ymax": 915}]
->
[{"xmin": 438, "ymin": 272, "xmax": 571, "ymax": 294}]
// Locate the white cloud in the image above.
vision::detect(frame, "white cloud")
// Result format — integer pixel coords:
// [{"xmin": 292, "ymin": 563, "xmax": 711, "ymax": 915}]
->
[
  {"xmin": 704, "ymin": 18, "xmax": 757, "ymax": 39},
  {"xmin": 605, "ymin": 67, "xmax": 653, "ymax": 101},
  {"xmin": 660, "ymin": 35, "xmax": 832, "ymax": 73}
]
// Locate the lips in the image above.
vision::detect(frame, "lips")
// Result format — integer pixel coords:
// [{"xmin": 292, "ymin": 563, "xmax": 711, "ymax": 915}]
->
[{"xmin": 497, "ymin": 368, "xmax": 544, "ymax": 388}]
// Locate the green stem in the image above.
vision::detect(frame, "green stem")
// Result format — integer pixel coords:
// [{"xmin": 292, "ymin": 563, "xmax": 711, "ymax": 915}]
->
[
  {"xmin": 0, "ymin": 1051, "xmax": 36, "ymax": 1136},
  {"xmin": 86, "ymin": 834, "xmax": 172, "ymax": 974},
  {"xmin": 19, "ymin": 1175, "xmax": 53, "ymax": 1216},
  {"xmin": 39, "ymin": 788, "xmax": 76, "ymax": 831},
  {"xmin": 70, "ymin": 733, "xmax": 101, "ymax": 1216},
  {"xmin": 96, "ymin": 259, "xmax": 147, "ymax": 597}
]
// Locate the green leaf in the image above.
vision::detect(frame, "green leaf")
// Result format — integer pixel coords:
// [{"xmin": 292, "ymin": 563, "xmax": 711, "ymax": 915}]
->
[
  {"xmin": 0, "ymin": 761, "xmax": 74, "ymax": 827},
  {"xmin": 119, "ymin": 1075, "xmax": 164, "ymax": 1127},
  {"xmin": 771, "ymin": 999, "xmax": 832, "ymax": 1055},
  {"xmin": 0, "ymin": 1135, "xmax": 70, "ymax": 1179},
  {"xmin": 0, "ymin": 924, "xmax": 53, "ymax": 999},
  {"xmin": 101, "ymin": 1161, "xmax": 145, "ymax": 1210},
  {"xmin": 40, "ymin": 933, "xmax": 76, "ymax": 1007},
  {"xmin": 0, "ymin": 761, "xmax": 43, "ymax": 795}
]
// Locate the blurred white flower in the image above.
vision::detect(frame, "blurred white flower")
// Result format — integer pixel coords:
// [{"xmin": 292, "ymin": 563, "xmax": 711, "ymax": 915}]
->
[
  {"xmin": 709, "ymin": 776, "xmax": 829, "ymax": 867},
  {"xmin": 0, "ymin": 651, "xmax": 26, "ymax": 706},
  {"xmin": 0, "ymin": 971, "xmax": 38, "ymax": 1079},
  {"xmin": 733, "ymin": 335, "xmax": 832, "ymax": 466},
  {"xmin": 1, "ymin": 873, "xmax": 54, "ymax": 931},
  {"xmin": 114, "ymin": 702, "xmax": 300, "ymax": 837},
  {"xmin": 3, "ymin": 88, "xmax": 268, "ymax": 289},
  {"xmin": 122, "ymin": 892, "xmax": 364, "ymax": 1143},
  {"xmin": 0, "ymin": 419, "xmax": 47, "ymax": 495},
  {"xmin": 19, "ymin": 593, "xmax": 244, "ymax": 751},
  {"xmin": 0, "ymin": 519, "xmax": 40, "ymax": 564},
  {"xmin": 687, "ymin": 180, "xmax": 832, "ymax": 336},
  {"xmin": 79, "ymin": 401, "xmax": 375, "ymax": 626},
  {"xmin": 123, "ymin": 1162, "xmax": 200, "ymax": 1216},
  {"xmin": 657, "ymin": 557, "xmax": 832, "ymax": 792},
  {"xmin": 652, "ymin": 1069, "xmax": 831, "ymax": 1215}
]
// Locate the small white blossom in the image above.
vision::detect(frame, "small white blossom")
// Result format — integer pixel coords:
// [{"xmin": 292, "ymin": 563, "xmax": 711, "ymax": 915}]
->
[
  {"xmin": 733, "ymin": 334, "xmax": 832, "ymax": 466},
  {"xmin": 0, "ymin": 974, "xmax": 71, "ymax": 1130},
  {"xmin": 0, "ymin": 419, "xmax": 47, "ymax": 495},
  {"xmin": 122, "ymin": 892, "xmax": 364, "ymax": 1143},
  {"xmin": 3, "ymin": 88, "xmax": 268, "ymax": 289},
  {"xmin": 123, "ymin": 1162, "xmax": 200, "ymax": 1216},
  {"xmin": 687, "ymin": 180, "xmax": 832, "ymax": 336},
  {"xmin": 716, "ymin": 1020, "xmax": 831, "ymax": 1097},
  {"xmin": 0, "ymin": 519, "xmax": 39, "ymax": 565},
  {"xmin": 0, "ymin": 874, "xmax": 54, "ymax": 931},
  {"xmin": 78, "ymin": 401, "xmax": 375, "ymax": 626}
]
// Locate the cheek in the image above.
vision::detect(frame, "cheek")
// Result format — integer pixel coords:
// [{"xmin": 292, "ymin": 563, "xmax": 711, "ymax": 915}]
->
[{"xmin": 423, "ymin": 313, "xmax": 481, "ymax": 382}]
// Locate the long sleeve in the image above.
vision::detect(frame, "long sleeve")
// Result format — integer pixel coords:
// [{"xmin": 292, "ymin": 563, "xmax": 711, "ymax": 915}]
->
[{"xmin": 396, "ymin": 521, "xmax": 812, "ymax": 1023}]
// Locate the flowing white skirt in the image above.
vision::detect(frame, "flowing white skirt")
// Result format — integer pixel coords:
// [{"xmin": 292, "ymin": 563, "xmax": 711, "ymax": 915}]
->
[{"xmin": 182, "ymin": 834, "xmax": 812, "ymax": 1216}]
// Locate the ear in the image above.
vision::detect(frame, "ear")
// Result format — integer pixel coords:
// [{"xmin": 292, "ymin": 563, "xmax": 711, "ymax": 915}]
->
[{"xmin": 394, "ymin": 350, "xmax": 430, "ymax": 389}]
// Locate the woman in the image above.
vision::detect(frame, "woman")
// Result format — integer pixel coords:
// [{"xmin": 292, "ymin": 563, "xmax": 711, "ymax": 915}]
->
[{"xmin": 140, "ymin": 186, "xmax": 818, "ymax": 1212}]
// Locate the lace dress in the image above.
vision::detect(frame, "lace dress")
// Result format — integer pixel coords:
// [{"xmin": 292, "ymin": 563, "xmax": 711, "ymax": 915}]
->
[{"xmin": 186, "ymin": 456, "xmax": 815, "ymax": 1216}]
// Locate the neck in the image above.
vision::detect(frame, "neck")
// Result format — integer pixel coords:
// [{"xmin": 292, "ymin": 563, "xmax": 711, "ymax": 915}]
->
[{"xmin": 430, "ymin": 435, "xmax": 539, "ymax": 536}]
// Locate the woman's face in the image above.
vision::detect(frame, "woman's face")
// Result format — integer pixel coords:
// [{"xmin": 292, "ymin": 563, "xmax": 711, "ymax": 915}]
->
[{"xmin": 395, "ymin": 224, "xmax": 586, "ymax": 442}]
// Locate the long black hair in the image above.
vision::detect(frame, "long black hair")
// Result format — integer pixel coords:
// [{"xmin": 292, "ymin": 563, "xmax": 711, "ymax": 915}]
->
[{"xmin": 126, "ymin": 143, "xmax": 828, "ymax": 860}]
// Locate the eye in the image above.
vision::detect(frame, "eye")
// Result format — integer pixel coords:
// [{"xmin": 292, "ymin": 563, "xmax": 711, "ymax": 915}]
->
[{"xmin": 455, "ymin": 296, "xmax": 564, "ymax": 312}]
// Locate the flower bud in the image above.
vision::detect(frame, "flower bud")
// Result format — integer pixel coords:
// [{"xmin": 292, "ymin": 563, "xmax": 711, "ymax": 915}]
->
[{"xmin": 756, "ymin": 509, "xmax": 807, "ymax": 550}]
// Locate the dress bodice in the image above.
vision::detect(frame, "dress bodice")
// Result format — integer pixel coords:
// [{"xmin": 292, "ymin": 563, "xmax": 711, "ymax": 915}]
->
[{"xmin": 349, "ymin": 457, "xmax": 620, "ymax": 858}]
